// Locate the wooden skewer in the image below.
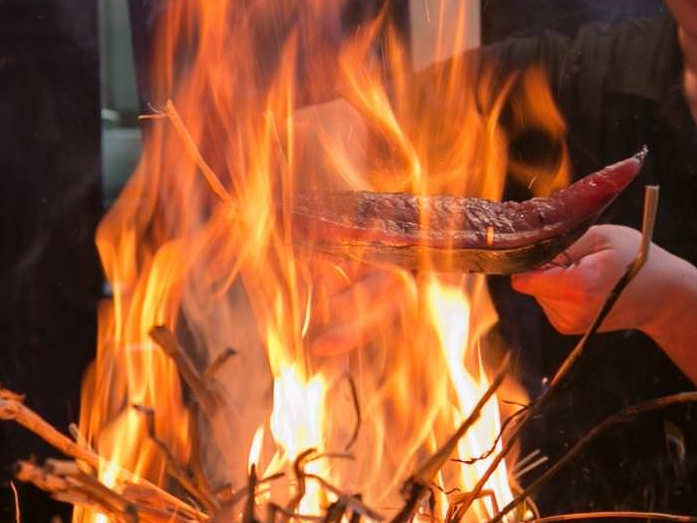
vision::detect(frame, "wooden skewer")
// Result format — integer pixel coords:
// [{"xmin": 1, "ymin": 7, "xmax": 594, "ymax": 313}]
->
[{"xmin": 149, "ymin": 325, "xmax": 240, "ymax": 477}]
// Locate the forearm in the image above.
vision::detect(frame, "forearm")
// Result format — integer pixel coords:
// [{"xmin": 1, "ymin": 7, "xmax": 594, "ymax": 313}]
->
[{"xmin": 642, "ymin": 256, "xmax": 697, "ymax": 386}]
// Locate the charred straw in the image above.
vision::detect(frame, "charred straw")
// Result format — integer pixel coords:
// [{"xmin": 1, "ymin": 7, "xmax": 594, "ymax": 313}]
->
[{"xmin": 243, "ymin": 464, "xmax": 259, "ymax": 523}]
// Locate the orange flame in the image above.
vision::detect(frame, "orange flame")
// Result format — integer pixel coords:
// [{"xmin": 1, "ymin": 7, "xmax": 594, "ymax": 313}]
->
[{"xmin": 75, "ymin": 1, "xmax": 568, "ymax": 522}]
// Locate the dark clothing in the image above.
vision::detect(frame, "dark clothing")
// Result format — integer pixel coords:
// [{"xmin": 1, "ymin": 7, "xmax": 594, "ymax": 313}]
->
[
  {"xmin": 487, "ymin": 15, "xmax": 697, "ymax": 513},
  {"xmin": 481, "ymin": 0, "xmax": 665, "ymax": 43}
]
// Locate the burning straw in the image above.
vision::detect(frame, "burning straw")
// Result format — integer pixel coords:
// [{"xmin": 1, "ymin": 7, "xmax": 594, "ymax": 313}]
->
[
  {"xmin": 3, "ymin": 110, "xmax": 691, "ymax": 523},
  {"xmin": 5, "ymin": 331, "xmax": 697, "ymax": 523},
  {"xmin": 4, "ymin": 371, "xmax": 697, "ymax": 523}
]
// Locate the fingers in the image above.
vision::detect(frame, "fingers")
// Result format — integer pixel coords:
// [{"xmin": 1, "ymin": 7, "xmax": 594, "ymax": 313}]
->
[
  {"xmin": 511, "ymin": 225, "xmax": 640, "ymax": 335},
  {"xmin": 534, "ymin": 296, "xmax": 592, "ymax": 335},
  {"xmin": 511, "ymin": 226, "xmax": 615, "ymax": 300},
  {"xmin": 511, "ymin": 260, "xmax": 595, "ymax": 301},
  {"xmin": 512, "ymin": 224, "xmax": 653, "ymax": 337},
  {"xmin": 309, "ymin": 267, "xmax": 409, "ymax": 356},
  {"xmin": 562, "ymin": 225, "xmax": 605, "ymax": 261},
  {"xmin": 310, "ymin": 296, "xmax": 400, "ymax": 356}
]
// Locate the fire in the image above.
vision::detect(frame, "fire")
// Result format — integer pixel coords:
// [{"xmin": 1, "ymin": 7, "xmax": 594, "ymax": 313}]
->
[
  {"xmin": 426, "ymin": 277, "xmax": 513, "ymax": 521},
  {"xmin": 75, "ymin": 1, "xmax": 567, "ymax": 522},
  {"xmin": 269, "ymin": 366, "xmax": 325, "ymax": 463}
]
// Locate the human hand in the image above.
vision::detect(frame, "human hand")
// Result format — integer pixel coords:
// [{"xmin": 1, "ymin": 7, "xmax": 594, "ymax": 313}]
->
[
  {"xmin": 510, "ymin": 224, "xmax": 674, "ymax": 335},
  {"xmin": 306, "ymin": 259, "xmax": 412, "ymax": 356}
]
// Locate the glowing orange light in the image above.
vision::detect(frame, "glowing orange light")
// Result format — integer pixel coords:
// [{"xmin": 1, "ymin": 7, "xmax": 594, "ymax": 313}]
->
[{"xmin": 74, "ymin": 1, "xmax": 568, "ymax": 522}]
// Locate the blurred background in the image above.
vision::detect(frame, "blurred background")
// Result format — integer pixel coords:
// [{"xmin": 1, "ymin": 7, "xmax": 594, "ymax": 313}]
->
[{"xmin": 0, "ymin": 0, "xmax": 665, "ymax": 521}]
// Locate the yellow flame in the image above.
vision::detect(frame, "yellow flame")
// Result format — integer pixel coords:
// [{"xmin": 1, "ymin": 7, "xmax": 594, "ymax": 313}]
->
[
  {"xmin": 427, "ymin": 277, "xmax": 514, "ymax": 520},
  {"xmin": 270, "ymin": 366, "xmax": 326, "ymax": 463},
  {"xmin": 75, "ymin": 1, "xmax": 570, "ymax": 521},
  {"xmin": 249, "ymin": 425, "xmax": 266, "ymax": 474}
]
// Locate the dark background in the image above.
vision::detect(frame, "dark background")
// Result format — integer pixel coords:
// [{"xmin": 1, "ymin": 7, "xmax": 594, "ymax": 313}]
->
[
  {"xmin": 0, "ymin": 0, "xmax": 101, "ymax": 522},
  {"xmin": 480, "ymin": 0, "xmax": 665, "ymax": 42},
  {"xmin": 0, "ymin": 0, "xmax": 670, "ymax": 521}
]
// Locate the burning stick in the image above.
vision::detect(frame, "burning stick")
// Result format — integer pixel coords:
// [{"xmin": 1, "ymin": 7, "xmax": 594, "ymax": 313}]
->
[
  {"xmin": 279, "ymin": 448, "xmax": 383, "ymax": 523},
  {"xmin": 149, "ymin": 325, "xmax": 222, "ymax": 415},
  {"xmin": 243, "ymin": 465, "xmax": 259, "ymax": 523},
  {"xmin": 446, "ymin": 490, "xmax": 498, "ymax": 523},
  {"xmin": 215, "ymin": 471, "xmax": 287, "ymax": 509},
  {"xmin": 269, "ymin": 504, "xmax": 325, "ymax": 522},
  {"xmin": 9, "ymin": 480, "xmax": 20, "ymax": 523},
  {"xmin": 14, "ymin": 460, "xmax": 70, "ymax": 493},
  {"xmin": 0, "ymin": 389, "xmax": 97, "ymax": 466},
  {"xmin": 267, "ymin": 503, "xmax": 279, "ymax": 523},
  {"xmin": 304, "ymin": 474, "xmax": 384, "ymax": 522},
  {"xmin": 390, "ymin": 481, "xmax": 428, "ymax": 523},
  {"xmin": 451, "ymin": 404, "xmax": 529, "ymax": 466},
  {"xmin": 412, "ymin": 352, "xmax": 511, "ymax": 486},
  {"xmin": 204, "ymin": 347, "xmax": 238, "ymax": 381},
  {"xmin": 133, "ymin": 404, "xmax": 219, "ymax": 512},
  {"xmin": 149, "ymin": 324, "xmax": 241, "ymax": 479},
  {"xmin": 66, "ymin": 468, "xmax": 140, "ymax": 522},
  {"xmin": 344, "ymin": 373, "xmax": 361, "ymax": 451},
  {"xmin": 283, "ymin": 448, "xmax": 316, "ymax": 520},
  {"xmin": 347, "ymin": 495, "xmax": 364, "ymax": 523},
  {"xmin": 189, "ymin": 402, "xmax": 220, "ymax": 507},
  {"xmin": 321, "ymin": 500, "xmax": 347, "ymax": 523},
  {"xmin": 509, "ymin": 450, "xmax": 548, "ymax": 482}
]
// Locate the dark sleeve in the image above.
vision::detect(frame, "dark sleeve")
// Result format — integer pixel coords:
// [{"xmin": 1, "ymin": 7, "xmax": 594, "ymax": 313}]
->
[
  {"xmin": 410, "ymin": 30, "xmax": 574, "ymax": 112},
  {"xmin": 452, "ymin": 19, "xmax": 668, "ymax": 186},
  {"xmin": 481, "ymin": 29, "xmax": 574, "ymax": 93},
  {"xmin": 413, "ymin": 18, "xmax": 666, "ymax": 171},
  {"xmin": 483, "ymin": 20, "xmax": 657, "ymax": 125}
]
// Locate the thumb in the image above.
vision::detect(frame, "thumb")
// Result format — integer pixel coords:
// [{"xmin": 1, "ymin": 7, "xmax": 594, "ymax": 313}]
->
[{"xmin": 511, "ymin": 265, "xmax": 568, "ymax": 298}]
